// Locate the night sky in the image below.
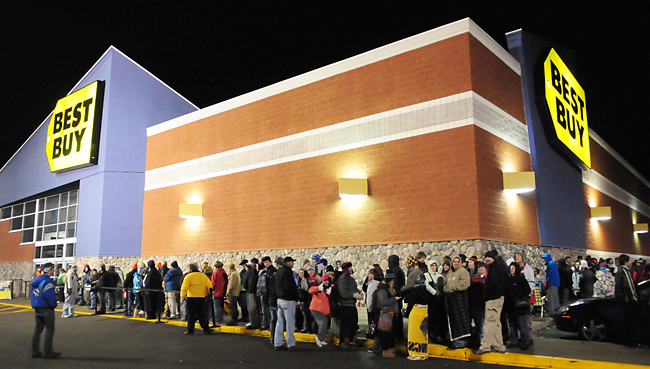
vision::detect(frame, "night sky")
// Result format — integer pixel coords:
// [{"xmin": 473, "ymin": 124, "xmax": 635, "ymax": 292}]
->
[{"xmin": 1, "ymin": 3, "xmax": 649, "ymax": 180}]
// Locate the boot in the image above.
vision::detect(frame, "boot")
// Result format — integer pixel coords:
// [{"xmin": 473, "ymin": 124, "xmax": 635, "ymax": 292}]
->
[
  {"xmin": 382, "ymin": 348, "xmax": 396, "ymax": 357},
  {"xmin": 133, "ymin": 309, "xmax": 140, "ymax": 317}
]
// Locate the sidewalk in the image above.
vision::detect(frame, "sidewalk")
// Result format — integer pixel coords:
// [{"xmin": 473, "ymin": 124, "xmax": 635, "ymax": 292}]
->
[{"xmin": 3, "ymin": 298, "xmax": 648, "ymax": 368}]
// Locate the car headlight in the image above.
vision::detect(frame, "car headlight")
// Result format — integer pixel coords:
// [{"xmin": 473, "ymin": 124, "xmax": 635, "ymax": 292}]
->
[{"xmin": 557, "ymin": 306, "xmax": 569, "ymax": 314}]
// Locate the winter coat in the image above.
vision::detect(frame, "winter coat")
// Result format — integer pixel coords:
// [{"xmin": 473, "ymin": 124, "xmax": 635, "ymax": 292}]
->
[
  {"xmin": 483, "ymin": 256, "xmax": 509, "ymax": 301},
  {"xmin": 163, "ymin": 267, "xmax": 183, "ymax": 291},
  {"xmin": 211, "ymin": 268, "xmax": 228, "ymax": 298},
  {"xmin": 542, "ymin": 253, "xmax": 560, "ymax": 287},
  {"xmin": 31, "ymin": 275, "xmax": 57, "ymax": 309},
  {"xmin": 227, "ymin": 270, "xmax": 241, "ymax": 297},
  {"xmin": 309, "ymin": 285, "xmax": 331, "ymax": 316},
  {"xmin": 388, "ymin": 255, "xmax": 406, "ymax": 296}
]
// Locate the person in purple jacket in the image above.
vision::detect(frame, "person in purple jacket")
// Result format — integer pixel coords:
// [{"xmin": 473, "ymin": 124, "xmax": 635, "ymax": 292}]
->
[{"xmin": 30, "ymin": 262, "xmax": 61, "ymax": 359}]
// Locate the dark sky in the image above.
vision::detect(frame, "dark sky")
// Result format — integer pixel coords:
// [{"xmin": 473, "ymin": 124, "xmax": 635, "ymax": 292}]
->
[{"xmin": 2, "ymin": 3, "xmax": 649, "ymax": 179}]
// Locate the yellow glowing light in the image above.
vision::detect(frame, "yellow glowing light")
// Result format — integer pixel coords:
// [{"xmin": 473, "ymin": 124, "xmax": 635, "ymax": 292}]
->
[
  {"xmin": 339, "ymin": 178, "xmax": 368, "ymax": 198},
  {"xmin": 503, "ymin": 172, "xmax": 536, "ymax": 194},
  {"xmin": 179, "ymin": 203, "xmax": 203, "ymax": 218},
  {"xmin": 633, "ymin": 223, "xmax": 648, "ymax": 234},
  {"xmin": 590, "ymin": 207, "xmax": 611, "ymax": 221}
]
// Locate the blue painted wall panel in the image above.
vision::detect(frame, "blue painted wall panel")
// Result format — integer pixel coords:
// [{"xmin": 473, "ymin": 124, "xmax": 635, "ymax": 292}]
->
[
  {"xmin": 0, "ymin": 47, "xmax": 198, "ymax": 258},
  {"xmin": 507, "ymin": 31, "xmax": 586, "ymax": 249}
]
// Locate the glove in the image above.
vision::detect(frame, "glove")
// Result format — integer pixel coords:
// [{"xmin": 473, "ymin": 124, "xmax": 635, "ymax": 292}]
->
[
  {"xmin": 325, "ymin": 287, "xmax": 331, "ymax": 296},
  {"xmin": 318, "ymin": 285, "xmax": 324, "ymax": 292}
]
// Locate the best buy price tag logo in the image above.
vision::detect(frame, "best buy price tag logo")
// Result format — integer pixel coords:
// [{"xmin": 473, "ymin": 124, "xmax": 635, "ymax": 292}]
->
[
  {"xmin": 543, "ymin": 49, "xmax": 590, "ymax": 168},
  {"xmin": 46, "ymin": 81, "xmax": 104, "ymax": 172}
]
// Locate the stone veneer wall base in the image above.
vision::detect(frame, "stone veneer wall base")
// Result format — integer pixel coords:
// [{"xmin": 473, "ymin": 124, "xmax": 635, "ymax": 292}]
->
[{"xmin": 2, "ymin": 240, "xmax": 587, "ymax": 289}]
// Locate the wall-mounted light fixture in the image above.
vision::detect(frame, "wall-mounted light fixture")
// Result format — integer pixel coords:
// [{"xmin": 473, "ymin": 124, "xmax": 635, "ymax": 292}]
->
[
  {"xmin": 590, "ymin": 206, "xmax": 611, "ymax": 221},
  {"xmin": 503, "ymin": 171, "xmax": 535, "ymax": 194},
  {"xmin": 179, "ymin": 203, "xmax": 203, "ymax": 218},
  {"xmin": 339, "ymin": 178, "xmax": 368, "ymax": 198},
  {"xmin": 634, "ymin": 223, "xmax": 648, "ymax": 234}
]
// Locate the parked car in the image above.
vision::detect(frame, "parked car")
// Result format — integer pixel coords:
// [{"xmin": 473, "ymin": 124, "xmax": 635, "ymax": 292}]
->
[{"xmin": 554, "ymin": 280, "xmax": 650, "ymax": 342}]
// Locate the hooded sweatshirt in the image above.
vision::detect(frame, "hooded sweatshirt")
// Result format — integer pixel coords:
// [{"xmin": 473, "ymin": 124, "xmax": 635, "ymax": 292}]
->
[
  {"xmin": 388, "ymin": 255, "xmax": 406, "ymax": 296},
  {"xmin": 542, "ymin": 253, "xmax": 560, "ymax": 287}
]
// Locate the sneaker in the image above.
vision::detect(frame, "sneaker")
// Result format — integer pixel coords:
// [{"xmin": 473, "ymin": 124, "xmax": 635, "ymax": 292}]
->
[
  {"xmin": 43, "ymin": 352, "xmax": 61, "ymax": 359},
  {"xmin": 339, "ymin": 342, "xmax": 350, "ymax": 349},
  {"xmin": 287, "ymin": 346, "xmax": 295, "ymax": 351},
  {"xmin": 31, "ymin": 352, "xmax": 43, "ymax": 358},
  {"xmin": 316, "ymin": 338, "xmax": 327, "ymax": 347},
  {"xmin": 274, "ymin": 346, "xmax": 286, "ymax": 351},
  {"xmin": 474, "ymin": 349, "xmax": 492, "ymax": 355},
  {"xmin": 71, "ymin": 313, "xmax": 78, "ymax": 317},
  {"xmin": 62, "ymin": 315, "xmax": 69, "ymax": 318}
]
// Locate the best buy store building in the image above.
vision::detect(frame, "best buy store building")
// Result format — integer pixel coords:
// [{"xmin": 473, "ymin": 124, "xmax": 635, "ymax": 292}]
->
[{"xmin": 1, "ymin": 19, "xmax": 648, "ymax": 281}]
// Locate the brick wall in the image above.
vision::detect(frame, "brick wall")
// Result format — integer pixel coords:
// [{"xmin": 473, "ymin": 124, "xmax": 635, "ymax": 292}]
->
[{"xmin": 0, "ymin": 220, "xmax": 32, "ymax": 263}]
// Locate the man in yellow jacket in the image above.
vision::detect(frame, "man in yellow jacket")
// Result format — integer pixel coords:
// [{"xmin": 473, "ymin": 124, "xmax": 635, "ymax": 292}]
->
[{"xmin": 180, "ymin": 263, "xmax": 213, "ymax": 335}]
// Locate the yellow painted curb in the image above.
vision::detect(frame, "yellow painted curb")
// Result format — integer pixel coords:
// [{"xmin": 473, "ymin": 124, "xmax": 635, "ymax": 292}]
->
[{"xmin": 3, "ymin": 302, "xmax": 647, "ymax": 369}]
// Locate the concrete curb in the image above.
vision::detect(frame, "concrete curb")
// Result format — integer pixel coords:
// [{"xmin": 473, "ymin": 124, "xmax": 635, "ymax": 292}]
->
[{"xmin": 1, "ymin": 302, "xmax": 646, "ymax": 369}]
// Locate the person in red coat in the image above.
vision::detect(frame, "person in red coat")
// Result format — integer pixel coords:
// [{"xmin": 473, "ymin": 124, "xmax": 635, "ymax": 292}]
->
[
  {"xmin": 309, "ymin": 275, "xmax": 332, "ymax": 347},
  {"xmin": 211, "ymin": 261, "xmax": 229, "ymax": 326}
]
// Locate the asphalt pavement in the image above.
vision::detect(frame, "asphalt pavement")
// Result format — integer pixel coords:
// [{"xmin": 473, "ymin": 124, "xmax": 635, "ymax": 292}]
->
[{"xmin": 1, "ymin": 298, "xmax": 648, "ymax": 369}]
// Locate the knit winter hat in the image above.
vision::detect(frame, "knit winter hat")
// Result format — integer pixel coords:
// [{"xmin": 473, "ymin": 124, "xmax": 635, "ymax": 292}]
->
[
  {"xmin": 485, "ymin": 250, "xmax": 498, "ymax": 259},
  {"xmin": 171, "ymin": 261, "xmax": 179, "ymax": 268},
  {"xmin": 132, "ymin": 263, "xmax": 138, "ymax": 270},
  {"xmin": 406, "ymin": 255, "xmax": 418, "ymax": 269}
]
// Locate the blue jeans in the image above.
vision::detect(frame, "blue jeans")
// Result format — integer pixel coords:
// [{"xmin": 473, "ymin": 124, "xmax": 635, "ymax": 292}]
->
[
  {"xmin": 260, "ymin": 294, "xmax": 271, "ymax": 328},
  {"xmin": 127, "ymin": 290, "xmax": 135, "ymax": 316},
  {"xmin": 509, "ymin": 313, "xmax": 531, "ymax": 345},
  {"xmin": 213, "ymin": 297, "xmax": 224, "ymax": 323},
  {"xmin": 275, "ymin": 299, "xmax": 296, "ymax": 348},
  {"xmin": 269, "ymin": 306, "xmax": 278, "ymax": 343}
]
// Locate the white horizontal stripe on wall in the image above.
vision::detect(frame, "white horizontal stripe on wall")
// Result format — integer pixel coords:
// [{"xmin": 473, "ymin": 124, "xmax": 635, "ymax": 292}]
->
[
  {"xmin": 144, "ymin": 91, "xmax": 529, "ymax": 191},
  {"xmin": 583, "ymin": 169, "xmax": 650, "ymax": 218}
]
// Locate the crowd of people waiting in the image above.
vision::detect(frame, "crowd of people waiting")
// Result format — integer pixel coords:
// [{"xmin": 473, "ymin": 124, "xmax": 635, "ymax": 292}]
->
[{"xmin": 38, "ymin": 250, "xmax": 650, "ymax": 358}]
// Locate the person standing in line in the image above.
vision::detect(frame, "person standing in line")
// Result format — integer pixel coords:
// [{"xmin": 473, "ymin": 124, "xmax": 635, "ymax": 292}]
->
[
  {"xmin": 386, "ymin": 255, "xmax": 405, "ymax": 341},
  {"xmin": 144, "ymin": 260, "xmax": 163, "ymax": 320},
  {"xmin": 268, "ymin": 257, "xmax": 282, "ymax": 344},
  {"xmin": 615, "ymin": 254, "xmax": 646, "ymax": 348},
  {"xmin": 238, "ymin": 259, "xmax": 250, "ymax": 323},
  {"xmin": 31, "ymin": 262, "xmax": 60, "ymax": 359},
  {"xmin": 542, "ymin": 253, "xmax": 560, "ymax": 314},
  {"xmin": 226, "ymin": 263, "xmax": 241, "ymax": 326},
  {"xmin": 123, "ymin": 263, "xmax": 137, "ymax": 317},
  {"xmin": 256, "ymin": 256, "xmax": 273, "ymax": 330},
  {"xmin": 309, "ymin": 274, "xmax": 333, "ymax": 347},
  {"xmin": 475, "ymin": 250, "xmax": 508, "ymax": 355},
  {"xmin": 246, "ymin": 258, "xmax": 261, "ymax": 329},
  {"xmin": 274, "ymin": 256, "xmax": 299, "ymax": 351},
  {"xmin": 164, "ymin": 261, "xmax": 183, "ymax": 319},
  {"xmin": 180, "ymin": 263, "xmax": 213, "ymax": 335},
  {"xmin": 211, "ymin": 261, "xmax": 228, "ymax": 326},
  {"xmin": 336, "ymin": 262, "xmax": 364, "ymax": 349},
  {"xmin": 579, "ymin": 260, "xmax": 595, "ymax": 298},
  {"xmin": 444, "ymin": 256, "xmax": 472, "ymax": 349},
  {"xmin": 62, "ymin": 265, "xmax": 79, "ymax": 318}
]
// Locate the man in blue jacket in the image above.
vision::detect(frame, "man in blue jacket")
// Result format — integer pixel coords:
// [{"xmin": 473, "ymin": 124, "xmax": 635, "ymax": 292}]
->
[
  {"xmin": 31, "ymin": 262, "xmax": 61, "ymax": 359},
  {"xmin": 164, "ymin": 261, "xmax": 183, "ymax": 319},
  {"xmin": 542, "ymin": 253, "xmax": 560, "ymax": 314}
]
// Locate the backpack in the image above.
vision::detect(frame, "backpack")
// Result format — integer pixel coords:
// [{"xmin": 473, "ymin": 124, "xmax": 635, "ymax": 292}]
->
[{"xmin": 257, "ymin": 269, "xmax": 267, "ymax": 296}]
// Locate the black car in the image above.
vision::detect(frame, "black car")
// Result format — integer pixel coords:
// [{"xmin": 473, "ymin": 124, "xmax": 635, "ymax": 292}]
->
[{"xmin": 554, "ymin": 280, "xmax": 650, "ymax": 342}]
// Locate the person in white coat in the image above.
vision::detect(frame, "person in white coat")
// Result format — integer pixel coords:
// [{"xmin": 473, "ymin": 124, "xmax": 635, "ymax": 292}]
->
[{"xmin": 62, "ymin": 265, "xmax": 79, "ymax": 318}]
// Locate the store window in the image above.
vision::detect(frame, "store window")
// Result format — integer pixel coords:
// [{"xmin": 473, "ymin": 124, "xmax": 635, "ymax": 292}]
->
[{"xmin": 0, "ymin": 189, "xmax": 79, "ymax": 245}]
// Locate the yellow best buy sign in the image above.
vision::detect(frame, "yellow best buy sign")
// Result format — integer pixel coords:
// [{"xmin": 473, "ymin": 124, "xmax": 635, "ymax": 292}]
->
[
  {"xmin": 541, "ymin": 49, "xmax": 590, "ymax": 168},
  {"xmin": 46, "ymin": 81, "xmax": 104, "ymax": 172}
]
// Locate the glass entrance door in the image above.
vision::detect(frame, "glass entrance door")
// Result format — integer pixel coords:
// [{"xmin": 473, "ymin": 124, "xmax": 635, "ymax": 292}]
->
[{"xmin": 33, "ymin": 239, "xmax": 76, "ymax": 278}]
